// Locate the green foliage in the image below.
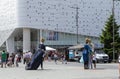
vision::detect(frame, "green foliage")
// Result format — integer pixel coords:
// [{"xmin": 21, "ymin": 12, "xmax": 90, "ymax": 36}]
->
[{"xmin": 100, "ymin": 15, "xmax": 120, "ymax": 59}]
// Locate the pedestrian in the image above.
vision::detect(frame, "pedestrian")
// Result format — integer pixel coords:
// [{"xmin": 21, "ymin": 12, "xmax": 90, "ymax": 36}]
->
[
  {"xmin": 88, "ymin": 38, "xmax": 94, "ymax": 69},
  {"xmin": 11, "ymin": 53, "xmax": 15, "ymax": 66},
  {"xmin": 82, "ymin": 38, "xmax": 92, "ymax": 69},
  {"xmin": 24, "ymin": 52, "xmax": 31, "ymax": 64},
  {"xmin": 61, "ymin": 54, "xmax": 64, "ymax": 64},
  {"xmin": 25, "ymin": 38, "xmax": 46, "ymax": 70},
  {"xmin": 23, "ymin": 52, "xmax": 26, "ymax": 64},
  {"xmin": 39, "ymin": 38, "xmax": 46, "ymax": 69},
  {"xmin": 61, "ymin": 54, "xmax": 67, "ymax": 64},
  {"xmin": 118, "ymin": 54, "xmax": 120, "ymax": 77},
  {"xmin": 92, "ymin": 53, "xmax": 96, "ymax": 69},
  {"xmin": 64, "ymin": 54, "xmax": 67, "ymax": 64},
  {"xmin": 6, "ymin": 52, "xmax": 9, "ymax": 63},
  {"xmin": 7, "ymin": 55, "xmax": 13, "ymax": 67},
  {"xmin": 28, "ymin": 51, "xmax": 33, "ymax": 60},
  {"xmin": 15, "ymin": 53, "xmax": 19, "ymax": 67},
  {"xmin": 48, "ymin": 52, "xmax": 52, "ymax": 61},
  {"xmin": 54, "ymin": 53, "xmax": 58, "ymax": 64},
  {"xmin": 0, "ymin": 56, "xmax": 1, "ymax": 64},
  {"xmin": 1, "ymin": 50, "xmax": 7, "ymax": 68}
]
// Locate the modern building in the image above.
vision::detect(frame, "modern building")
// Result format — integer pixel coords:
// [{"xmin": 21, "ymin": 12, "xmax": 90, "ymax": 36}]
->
[{"xmin": 0, "ymin": 0, "xmax": 120, "ymax": 53}]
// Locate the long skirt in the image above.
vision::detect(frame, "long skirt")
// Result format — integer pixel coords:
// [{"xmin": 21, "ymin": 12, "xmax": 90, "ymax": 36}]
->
[{"xmin": 25, "ymin": 50, "xmax": 44, "ymax": 70}]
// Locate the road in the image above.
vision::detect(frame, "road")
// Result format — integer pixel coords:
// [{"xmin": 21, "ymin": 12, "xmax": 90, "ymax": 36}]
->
[{"xmin": 0, "ymin": 61, "xmax": 119, "ymax": 79}]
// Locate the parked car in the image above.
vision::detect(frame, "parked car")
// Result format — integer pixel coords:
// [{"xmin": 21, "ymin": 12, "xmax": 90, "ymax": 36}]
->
[{"xmin": 95, "ymin": 51, "xmax": 109, "ymax": 63}]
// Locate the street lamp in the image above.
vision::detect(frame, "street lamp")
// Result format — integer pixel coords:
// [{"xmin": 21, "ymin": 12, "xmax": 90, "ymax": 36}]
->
[
  {"xmin": 70, "ymin": 6, "xmax": 80, "ymax": 44},
  {"xmin": 112, "ymin": 0, "xmax": 115, "ymax": 62},
  {"xmin": 112, "ymin": 0, "xmax": 120, "ymax": 62}
]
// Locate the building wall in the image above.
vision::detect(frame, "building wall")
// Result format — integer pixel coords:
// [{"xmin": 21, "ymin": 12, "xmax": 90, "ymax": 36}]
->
[
  {"xmin": 0, "ymin": 0, "xmax": 120, "ymax": 36},
  {"xmin": 0, "ymin": 0, "xmax": 18, "ymax": 46},
  {"xmin": 21, "ymin": 29, "xmax": 100, "ymax": 52},
  {"xmin": 34, "ymin": 29, "xmax": 100, "ymax": 46},
  {"xmin": 0, "ymin": 0, "xmax": 120, "ymax": 51},
  {"xmin": 17, "ymin": 0, "xmax": 120, "ymax": 37},
  {"xmin": 0, "ymin": 0, "xmax": 18, "ymax": 30}
]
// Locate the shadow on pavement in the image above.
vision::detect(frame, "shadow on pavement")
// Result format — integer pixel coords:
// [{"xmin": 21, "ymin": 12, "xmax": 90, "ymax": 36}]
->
[
  {"xmin": 86, "ymin": 68, "xmax": 105, "ymax": 70},
  {"xmin": 93, "ymin": 68, "xmax": 105, "ymax": 70},
  {"xmin": 37, "ymin": 68, "xmax": 54, "ymax": 71}
]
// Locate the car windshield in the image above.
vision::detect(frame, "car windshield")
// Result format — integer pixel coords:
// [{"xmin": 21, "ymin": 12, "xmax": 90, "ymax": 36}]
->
[{"xmin": 96, "ymin": 50, "xmax": 105, "ymax": 54}]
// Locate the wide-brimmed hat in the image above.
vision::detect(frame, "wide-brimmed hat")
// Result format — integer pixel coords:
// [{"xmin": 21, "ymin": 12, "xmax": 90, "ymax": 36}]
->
[{"xmin": 40, "ymin": 38, "xmax": 45, "ymax": 42}]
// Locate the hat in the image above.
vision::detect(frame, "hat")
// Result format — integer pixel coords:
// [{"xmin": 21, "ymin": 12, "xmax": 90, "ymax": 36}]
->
[
  {"xmin": 85, "ymin": 38, "xmax": 89, "ymax": 43},
  {"xmin": 40, "ymin": 38, "xmax": 45, "ymax": 42}
]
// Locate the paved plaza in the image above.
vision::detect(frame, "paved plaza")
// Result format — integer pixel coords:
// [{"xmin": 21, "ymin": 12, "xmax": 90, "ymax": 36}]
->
[{"xmin": 0, "ymin": 61, "xmax": 119, "ymax": 79}]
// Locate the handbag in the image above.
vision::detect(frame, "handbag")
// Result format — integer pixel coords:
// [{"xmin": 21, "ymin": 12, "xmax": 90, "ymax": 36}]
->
[{"xmin": 79, "ymin": 56, "xmax": 84, "ymax": 63}]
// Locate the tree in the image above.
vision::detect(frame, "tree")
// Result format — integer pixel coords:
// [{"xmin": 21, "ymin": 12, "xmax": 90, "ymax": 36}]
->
[{"xmin": 100, "ymin": 15, "xmax": 120, "ymax": 60}]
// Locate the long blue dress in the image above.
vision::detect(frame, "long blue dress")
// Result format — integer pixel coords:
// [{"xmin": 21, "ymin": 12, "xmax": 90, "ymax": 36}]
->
[
  {"xmin": 82, "ymin": 44, "xmax": 91, "ymax": 69},
  {"xmin": 25, "ymin": 44, "xmax": 46, "ymax": 70}
]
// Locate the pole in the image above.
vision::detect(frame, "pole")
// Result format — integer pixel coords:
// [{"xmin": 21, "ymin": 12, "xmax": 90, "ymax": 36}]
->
[
  {"xmin": 71, "ymin": 7, "xmax": 79, "ymax": 44},
  {"xmin": 76, "ymin": 7, "xmax": 79, "ymax": 44},
  {"xmin": 112, "ymin": 0, "xmax": 115, "ymax": 62}
]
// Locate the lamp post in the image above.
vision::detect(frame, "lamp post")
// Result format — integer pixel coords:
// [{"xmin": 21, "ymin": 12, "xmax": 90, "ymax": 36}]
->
[
  {"xmin": 112, "ymin": 0, "xmax": 115, "ymax": 62},
  {"xmin": 70, "ymin": 6, "xmax": 80, "ymax": 44},
  {"xmin": 112, "ymin": 0, "xmax": 120, "ymax": 62}
]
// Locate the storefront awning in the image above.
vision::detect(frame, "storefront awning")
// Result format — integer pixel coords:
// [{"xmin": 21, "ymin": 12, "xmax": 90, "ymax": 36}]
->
[
  {"xmin": 46, "ymin": 46, "xmax": 56, "ymax": 51},
  {"xmin": 68, "ymin": 45, "xmax": 84, "ymax": 50}
]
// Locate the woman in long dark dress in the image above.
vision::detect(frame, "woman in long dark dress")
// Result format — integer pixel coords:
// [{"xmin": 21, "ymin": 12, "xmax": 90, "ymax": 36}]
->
[
  {"xmin": 25, "ymin": 38, "xmax": 46, "ymax": 70},
  {"xmin": 82, "ymin": 38, "xmax": 92, "ymax": 69}
]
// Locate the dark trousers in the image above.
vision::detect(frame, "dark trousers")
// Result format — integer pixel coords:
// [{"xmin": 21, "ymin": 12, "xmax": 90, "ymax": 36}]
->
[
  {"xmin": 84, "ymin": 61, "xmax": 89, "ymax": 69},
  {"xmin": 40, "ymin": 57, "xmax": 44, "ymax": 69}
]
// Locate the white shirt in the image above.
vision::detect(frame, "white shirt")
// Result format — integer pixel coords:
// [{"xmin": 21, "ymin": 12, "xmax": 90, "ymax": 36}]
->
[
  {"xmin": 15, "ymin": 54, "xmax": 18, "ymax": 61},
  {"xmin": 119, "ymin": 55, "xmax": 120, "ymax": 63}
]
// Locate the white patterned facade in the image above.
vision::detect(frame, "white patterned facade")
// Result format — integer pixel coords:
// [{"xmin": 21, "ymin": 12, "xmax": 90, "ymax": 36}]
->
[
  {"xmin": 0, "ymin": 0, "xmax": 120, "ymax": 53},
  {"xmin": 17, "ymin": 0, "xmax": 120, "ymax": 35}
]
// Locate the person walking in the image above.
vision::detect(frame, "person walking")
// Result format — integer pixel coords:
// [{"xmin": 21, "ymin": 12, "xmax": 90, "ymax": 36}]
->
[
  {"xmin": 82, "ymin": 38, "xmax": 92, "ymax": 69},
  {"xmin": 1, "ymin": 50, "xmax": 7, "ymax": 68}
]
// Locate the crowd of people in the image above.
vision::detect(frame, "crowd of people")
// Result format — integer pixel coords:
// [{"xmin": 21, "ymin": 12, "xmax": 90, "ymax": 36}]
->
[
  {"xmin": 0, "ymin": 50, "xmax": 21, "ymax": 68},
  {"xmin": 47, "ymin": 51, "xmax": 67, "ymax": 64},
  {"xmin": 1, "ymin": 38, "xmax": 119, "ymax": 72},
  {"xmin": 0, "ymin": 50, "xmax": 34, "ymax": 68},
  {"xmin": 0, "ymin": 50, "xmax": 67, "ymax": 69},
  {"xmin": 0, "ymin": 37, "xmax": 120, "ymax": 79},
  {"xmin": 0, "ymin": 38, "xmax": 96, "ymax": 70}
]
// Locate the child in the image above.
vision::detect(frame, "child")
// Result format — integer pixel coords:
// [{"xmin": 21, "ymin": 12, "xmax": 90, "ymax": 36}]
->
[
  {"xmin": 92, "ymin": 54, "xmax": 96, "ymax": 69},
  {"xmin": 7, "ymin": 55, "xmax": 13, "ymax": 67}
]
